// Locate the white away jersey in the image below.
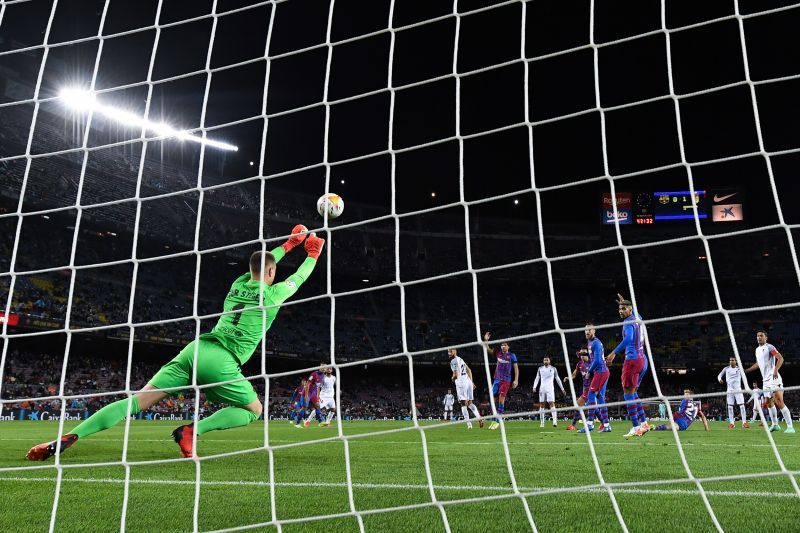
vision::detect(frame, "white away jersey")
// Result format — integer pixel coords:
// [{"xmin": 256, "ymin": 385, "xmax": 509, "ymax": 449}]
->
[
  {"xmin": 717, "ymin": 366, "xmax": 745, "ymax": 392},
  {"xmin": 533, "ymin": 365, "xmax": 562, "ymax": 392},
  {"xmin": 755, "ymin": 343, "xmax": 780, "ymax": 382},
  {"xmin": 444, "ymin": 393, "xmax": 454, "ymax": 408},
  {"xmin": 450, "ymin": 356, "xmax": 470, "ymax": 383},
  {"xmin": 320, "ymin": 375, "xmax": 336, "ymax": 398}
]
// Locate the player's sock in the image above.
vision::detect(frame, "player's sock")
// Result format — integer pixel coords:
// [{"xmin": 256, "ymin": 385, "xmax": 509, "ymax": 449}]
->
[
  {"xmin": 654, "ymin": 424, "xmax": 668, "ymax": 431},
  {"xmin": 780, "ymin": 406, "xmax": 793, "ymax": 428},
  {"xmin": 623, "ymin": 393, "xmax": 639, "ymax": 427},
  {"xmin": 443, "ymin": 411, "xmax": 447, "ymax": 420},
  {"xmin": 496, "ymin": 402, "xmax": 505, "ymax": 423},
  {"xmin": 70, "ymin": 396, "xmax": 140, "ymax": 439},
  {"xmin": 572, "ymin": 410, "xmax": 581, "ymax": 425},
  {"xmin": 461, "ymin": 406, "xmax": 470, "ymax": 422},
  {"xmin": 326, "ymin": 410, "xmax": 334, "ymax": 423},
  {"xmin": 550, "ymin": 407, "xmax": 557, "ymax": 425},
  {"xmin": 196, "ymin": 407, "xmax": 258, "ymax": 435},
  {"xmin": 769, "ymin": 406, "xmax": 779, "ymax": 426},
  {"xmin": 315, "ymin": 408, "xmax": 323, "ymax": 422},
  {"xmin": 586, "ymin": 392, "xmax": 597, "ymax": 424},
  {"xmin": 727, "ymin": 405, "xmax": 735, "ymax": 425},
  {"xmin": 468, "ymin": 403, "xmax": 480, "ymax": 419},
  {"xmin": 539, "ymin": 407, "xmax": 545, "ymax": 426},
  {"xmin": 599, "ymin": 405, "xmax": 610, "ymax": 425},
  {"xmin": 739, "ymin": 405, "xmax": 747, "ymax": 425},
  {"xmin": 635, "ymin": 394, "xmax": 647, "ymax": 424}
]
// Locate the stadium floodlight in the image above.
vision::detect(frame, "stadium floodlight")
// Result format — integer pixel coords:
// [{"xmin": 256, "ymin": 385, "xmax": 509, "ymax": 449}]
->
[{"xmin": 58, "ymin": 88, "xmax": 238, "ymax": 152}]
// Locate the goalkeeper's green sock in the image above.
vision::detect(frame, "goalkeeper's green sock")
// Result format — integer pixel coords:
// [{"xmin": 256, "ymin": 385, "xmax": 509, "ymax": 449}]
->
[
  {"xmin": 196, "ymin": 407, "xmax": 258, "ymax": 435},
  {"xmin": 71, "ymin": 396, "xmax": 140, "ymax": 439}
]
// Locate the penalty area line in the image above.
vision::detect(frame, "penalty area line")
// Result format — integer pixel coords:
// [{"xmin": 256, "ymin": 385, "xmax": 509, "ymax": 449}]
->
[{"xmin": 0, "ymin": 476, "xmax": 797, "ymax": 499}]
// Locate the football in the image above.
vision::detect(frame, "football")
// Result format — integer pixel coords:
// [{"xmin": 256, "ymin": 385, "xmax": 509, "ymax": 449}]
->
[{"xmin": 317, "ymin": 193, "xmax": 344, "ymax": 219}]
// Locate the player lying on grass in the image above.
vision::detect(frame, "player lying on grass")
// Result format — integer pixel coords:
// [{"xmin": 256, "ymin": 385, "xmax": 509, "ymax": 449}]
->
[
  {"xmin": 289, "ymin": 378, "xmax": 308, "ymax": 426},
  {"xmin": 483, "ymin": 332, "xmax": 519, "ymax": 430},
  {"xmin": 448, "ymin": 349, "xmax": 483, "ymax": 429},
  {"xmin": 27, "ymin": 226, "xmax": 324, "ymax": 461},
  {"xmin": 744, "ymin": 330, "xmax": 794, "ymax": 434},
  {"xmin": 653, "ymin": 390, "xmax": 708, "ymax": 432}
]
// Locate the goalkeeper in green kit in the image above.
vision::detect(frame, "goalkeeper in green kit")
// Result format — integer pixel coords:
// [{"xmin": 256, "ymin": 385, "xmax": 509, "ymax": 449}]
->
[{"xmin": 27, "ymin": 225, "xmax": 323, "ymax": 460}]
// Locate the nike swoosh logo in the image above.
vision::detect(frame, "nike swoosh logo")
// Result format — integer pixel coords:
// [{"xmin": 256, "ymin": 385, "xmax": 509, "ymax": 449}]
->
[{"xmin": 713, "ymin": 193, "xmax": 737, "ymax": 202}]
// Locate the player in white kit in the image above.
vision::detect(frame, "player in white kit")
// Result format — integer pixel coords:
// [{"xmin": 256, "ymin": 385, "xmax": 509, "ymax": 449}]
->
[
  {"xmin": 718, "ymin": 357, "xmax": 749, "ymax": 429},
  {"xmin": 744, "ymin": 331, "xmax": 794, "ymax": 433},
  {"xmin": 443, "ymin": 389, "xmax": 455, "ymax": 421},
  {"xmin": 748, "ymin": 382, "xmax": 765, "ymax": 425},
  {"xmin": 448, "ymin": 349, "xmax": 483, "ymax": 429},
  {"xmin": 533, "ymin": 356, "xmax": 565, "ymax": 428},
  {"xmin": 319, "ymin": 367, "xmax": 337, "ymax": 427}
]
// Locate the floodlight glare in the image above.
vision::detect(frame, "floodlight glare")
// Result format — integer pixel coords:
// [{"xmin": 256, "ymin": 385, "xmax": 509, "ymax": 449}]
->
[{"xmin": 58, "ymin": 88, "xmax": 238, "ymax": 152}]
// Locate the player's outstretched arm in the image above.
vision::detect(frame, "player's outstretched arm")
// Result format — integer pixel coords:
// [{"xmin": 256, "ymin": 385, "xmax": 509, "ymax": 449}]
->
[
  {"xmin": 270, "ymin": 233, "xmax": 325, "ymax": 305},
  {"xmin": 270, "ymin": 224, "xmax": 308, "ymax": 263},
  {"xmin": 744, "ymin": 362, "xmax": 759, "ymax": 374}
]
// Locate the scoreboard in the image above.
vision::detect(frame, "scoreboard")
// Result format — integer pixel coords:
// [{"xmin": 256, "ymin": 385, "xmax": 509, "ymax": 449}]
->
[{"xmin": 602, "ymin": 189, "xmax": 744, "ymax": 225}]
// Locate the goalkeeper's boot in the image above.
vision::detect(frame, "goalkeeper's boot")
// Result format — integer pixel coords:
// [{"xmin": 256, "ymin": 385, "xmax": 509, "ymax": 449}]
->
[
  {"xmin": 566, "ymin": 425, "xmax": 576, "ymax": 431},
  {"xmin": 172, "ymin": 424, "xmax": 195, "ymax": 458},
  {"xmin": 785, "ymin": 427, "xmax": 796, "ymax": 434},
  {"xmin": 639, "ymin": 421, "xmax": 651, "ymax": 432},
  {"xmin": 742, "ymin": 422, "xmax": 750, "ymax": 429},
  {"xmin": 26, "ymin": 434, "xmax": 78, "ymax": 461},
  {"xmin": 623, "ymin": 426, "xmax": 639, "ymax": 439}
]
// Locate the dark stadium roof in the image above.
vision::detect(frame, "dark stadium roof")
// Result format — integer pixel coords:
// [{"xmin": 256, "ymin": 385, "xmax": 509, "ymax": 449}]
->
[{"xmin": 1, "ymin": 0, "xmax": 799, "ymax": 225}]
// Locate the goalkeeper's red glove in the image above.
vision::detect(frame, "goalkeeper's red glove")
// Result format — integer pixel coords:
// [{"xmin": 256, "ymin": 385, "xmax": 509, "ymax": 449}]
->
[
  {"xmin": 281, "ymin": 224, "xmax": 308, "ymax": 253},
  {"xmin": 304, "ymin": 233, "xmax": 325, "ymax": 260}
]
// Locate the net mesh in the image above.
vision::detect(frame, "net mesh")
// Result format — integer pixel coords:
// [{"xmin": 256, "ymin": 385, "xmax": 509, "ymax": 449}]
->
[{"xmin": 0, "ymin": 0, "xmax": 799, "ymax": 531}]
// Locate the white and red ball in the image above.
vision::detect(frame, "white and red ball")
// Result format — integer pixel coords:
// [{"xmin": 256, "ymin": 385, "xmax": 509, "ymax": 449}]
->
[{"xmin": 317, "ymin": 193, "xmax": 344, "ymax": 219}]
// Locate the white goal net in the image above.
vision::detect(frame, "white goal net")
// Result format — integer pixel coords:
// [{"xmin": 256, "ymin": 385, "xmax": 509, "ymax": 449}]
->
[{"xmin": 1, "ymin": 0, "xmax": 800, "ymax": 531}]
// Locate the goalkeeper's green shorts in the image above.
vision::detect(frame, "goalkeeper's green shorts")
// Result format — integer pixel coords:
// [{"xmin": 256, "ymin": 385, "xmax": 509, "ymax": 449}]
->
[{"xmin": 149, "ymin": 338, "xmax": 258, "ymax": 407}]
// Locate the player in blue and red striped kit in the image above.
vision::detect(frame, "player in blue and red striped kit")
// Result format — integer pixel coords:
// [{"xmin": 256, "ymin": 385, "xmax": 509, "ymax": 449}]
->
[
  {"xmin": 566, "ymin": 353, "xmax": 591, "ymax": 430},
  {"xmin": 289, "ymin": 378, "xmax": 308, "ymax": 427},
  {"xmin": 578, "ymin": 323, "xmax": 611, "ymax": 433},
  {"xmin": 606, "ymin": 294, "xmax": 650, "ymax": 438},
  {"xmin": 654, "ymin": 390, "xmax": 709, "ymax": 432},
  {"xmin": 483, "ymin": 332, "xmax": 519, "ymax": 430},
  {"xmin": 302, "ymin": 366, "xmax": 326, "ymax": 428}
]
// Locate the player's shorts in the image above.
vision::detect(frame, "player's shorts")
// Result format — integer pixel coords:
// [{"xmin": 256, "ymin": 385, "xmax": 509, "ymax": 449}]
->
[
  {"xmin": 455, "ymin": 379, "xmax": 473, "ymax": 402},
  {"xmin": 492, "ymin": 379, "xmax": 511, "ymax": 397},
  {"xmin": 444, "ymin": 406, "xmax": 454, "ymax": 412},
  {"xmin": 638, "ymin": 357, "xmax": 648, "ymax": 386},
  {"xmin": 621, "ymin": 358, "xmax": 645, "ymax": 389},
  {"xmin": 319, "ymin": 396, "xmax": 335, "ymax": 410},
  {"xmin": 726, "ymin": 392, "xmax": 745, "ymax": 405},
  {"xmin": 762, "ymin": 375, "xmax": 784, "ymax": 398},
  {"xmin": 673, "ymin": 413, "xmax": 690, "ymax": 431},
  {"xmin": 539, "ymin": 389, "xmax": 555, "ymax": 403},
  {"xmin": 582, "ymin": 370, "xmax": 610, "ymax": 401},
  {"xmin": 149, "ymin": 338, "xmax": 257, "ymax": 406}
]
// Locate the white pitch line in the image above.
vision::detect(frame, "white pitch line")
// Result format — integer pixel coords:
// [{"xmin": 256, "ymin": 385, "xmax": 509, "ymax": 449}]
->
[
  {"xmin": 1, "ymin": 438, "xmax": 797, "ymax": 448},
  {"xmin": 0, "ymin": 476, "xmax": 796, "ymax": 500}
]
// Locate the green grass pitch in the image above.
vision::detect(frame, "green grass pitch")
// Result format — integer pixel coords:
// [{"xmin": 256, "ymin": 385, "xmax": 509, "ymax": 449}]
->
[{"xmin": 1, "ymin": 420, "xmax": 799, "ymax": 532}]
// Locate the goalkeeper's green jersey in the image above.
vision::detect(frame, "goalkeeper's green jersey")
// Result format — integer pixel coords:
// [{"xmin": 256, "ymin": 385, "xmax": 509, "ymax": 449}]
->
[{"xmin": 200, "ymin": 246, "xmax": 317, "ymax": 365}]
